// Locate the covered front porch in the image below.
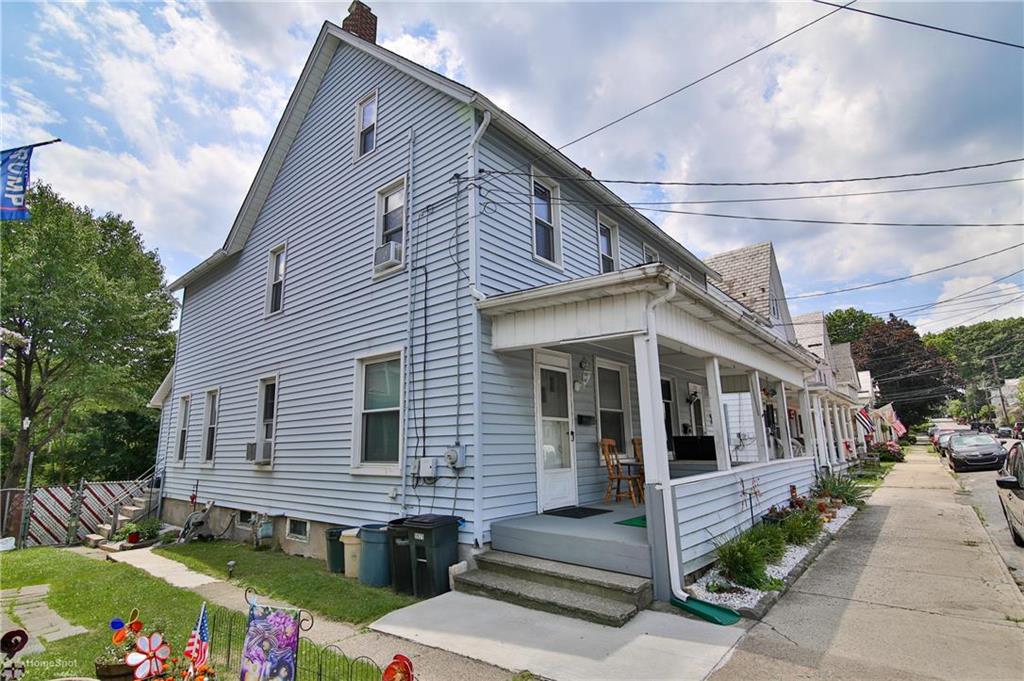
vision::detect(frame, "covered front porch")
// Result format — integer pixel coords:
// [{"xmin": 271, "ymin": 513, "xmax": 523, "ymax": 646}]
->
[{"xmin": 478, "ymin": 265, "xmax": 823, "ymax": 593}]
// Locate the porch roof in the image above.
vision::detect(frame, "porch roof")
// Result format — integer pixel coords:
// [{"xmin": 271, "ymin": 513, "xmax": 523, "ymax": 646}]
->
[{"xmin": 477, "ymin": 265, "xmax": 817, "ymax": 383}]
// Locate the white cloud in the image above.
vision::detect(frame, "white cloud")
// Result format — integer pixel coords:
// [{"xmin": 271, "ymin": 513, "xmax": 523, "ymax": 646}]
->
[
  {"xmin": 228, "ymin": 106, "xmax": 272, "ymax": 137},
  {"xmin": 380, "ymin": 29, "xmax": 464, "ymax": 79},
  {"xmin": 913, "ymin": 276, "xmax": 1024, "ymax": 332}
]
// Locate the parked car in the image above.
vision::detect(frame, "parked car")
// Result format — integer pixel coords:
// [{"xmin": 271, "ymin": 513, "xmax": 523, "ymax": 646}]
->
[
  {"xmin": 996, "ymin": 441, "xmax": 1024, "ymax": 547},
  {"xmin": 936, "ymin": 431, "xmax": 957, "ymax": 457},
  {"xmin": 998, "ymin": 426, "xmax": 1013, "ymax": 438},
  {"xmin": 947, "ymin": 432, "xmax": 1007, "ymax": 472}
]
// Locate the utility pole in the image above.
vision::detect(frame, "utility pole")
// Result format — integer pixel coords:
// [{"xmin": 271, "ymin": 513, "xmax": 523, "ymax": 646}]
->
[{"xmin": 986, "ymin": 352, "xmax": 1012, "ymax": 424}]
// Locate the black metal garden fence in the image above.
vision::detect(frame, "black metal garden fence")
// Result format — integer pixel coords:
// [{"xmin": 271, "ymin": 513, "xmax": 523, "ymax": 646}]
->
[{"xmin": 206, "ymin": 603, "xmax": 384, "ymax": 681}]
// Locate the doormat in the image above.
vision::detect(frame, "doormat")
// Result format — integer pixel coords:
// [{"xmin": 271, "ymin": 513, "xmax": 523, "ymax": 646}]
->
[
  {"xmin": 544, "ymin": 506, "xmax": 612, "ymax": 519},
  {"xmin": 615, "ymin": 515, "xmax": 647, "ymax": 528}
]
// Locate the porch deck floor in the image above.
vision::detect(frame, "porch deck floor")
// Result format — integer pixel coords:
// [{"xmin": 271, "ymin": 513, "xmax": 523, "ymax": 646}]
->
[{"xmin": 489, "ymin": 502, "xmax": 652, "ymax": 578}]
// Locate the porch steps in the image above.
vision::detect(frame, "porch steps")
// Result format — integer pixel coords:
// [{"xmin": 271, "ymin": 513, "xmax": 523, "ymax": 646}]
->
[{"xmin": 453, "ymin": 551, "xmax": 652, "ymax": 627}]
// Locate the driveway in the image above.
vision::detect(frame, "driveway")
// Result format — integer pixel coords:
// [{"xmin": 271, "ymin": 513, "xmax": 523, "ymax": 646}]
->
[
  {"xmin": 953, "ymin": 441, "xmax": 1024, "ymax": 593},
  {"xmin": 710, "ymin": 447, "xmax": 1024, "ymax": 681}
]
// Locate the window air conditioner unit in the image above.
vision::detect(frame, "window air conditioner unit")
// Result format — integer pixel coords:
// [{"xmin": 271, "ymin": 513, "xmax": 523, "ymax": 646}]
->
[
  {"xmin": 374, "ymin": 241, "xmax": 402, "ymax": 271},
  {"xmin": 246, "ymin": 441, "xmax": 273, "ymax": 465}
]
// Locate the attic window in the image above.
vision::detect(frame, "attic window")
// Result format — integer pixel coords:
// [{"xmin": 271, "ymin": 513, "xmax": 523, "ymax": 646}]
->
[
  {"xmin": 769, "ymin": 292, "xmax": 781, "ymax": 319},
  {"xmin": 356, "ymin": 91, "xmax": 377, "ymax": 158}
]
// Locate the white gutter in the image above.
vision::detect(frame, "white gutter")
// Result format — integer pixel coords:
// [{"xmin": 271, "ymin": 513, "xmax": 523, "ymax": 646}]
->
[{"xmin": 466, "ymin": 110, "xmax": 491, "ymax": 546}]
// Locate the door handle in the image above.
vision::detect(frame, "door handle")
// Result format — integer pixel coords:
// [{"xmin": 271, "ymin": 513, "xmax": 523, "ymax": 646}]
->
[{"xmin": 569, "ymin": 430, "xmax": 575, "ymax": 442}]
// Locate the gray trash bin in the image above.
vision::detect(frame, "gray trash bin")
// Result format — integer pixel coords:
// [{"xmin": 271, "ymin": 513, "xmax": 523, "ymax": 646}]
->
[{"xmin": 358, "ymin": 523, "xmax": 391, "ymax": 587}]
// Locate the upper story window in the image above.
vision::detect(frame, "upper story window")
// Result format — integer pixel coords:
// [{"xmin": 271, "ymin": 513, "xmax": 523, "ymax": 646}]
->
[
  {"xmin": 531, "ymin": 173, "xmax": 561, "ymax": 266},
  {"xmin": 176, "ymin": 396, "xmax": 190, "ymax": 461},
  {"xmin": 266, "ymin": 246, "xmax": 286, "ymax": 315},
  {"xmin": 374, "ymin": 179, "xmax": 405, "ymax": 273},
  {"xmin": 597, "ymin": 214, "xmax": 618, "ymax": 273},
  {"xmin": 642, "ymin": 243, "xmax": 660, "ymax": 264},
  {"xmin": 201, "ymin": 389, "xmax": 218, "ymax": 463},
  {"xmin": 768, "ymin": 291, "xmax": 781, "ymax": 319},
  {"xmin": 355, "ymin": 91, "xmax": 377, "ymax": 158},
  {"xmin": 353, "ymin": 351, "xmax": 403, "ymax": 473}
]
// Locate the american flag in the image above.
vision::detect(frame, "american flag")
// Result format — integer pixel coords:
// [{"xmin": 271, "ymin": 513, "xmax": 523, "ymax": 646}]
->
[
  {"xmin": 855, "ymin": 407, "xmax": 874, "ymax": 433},
  {"xmin": 184, "ymin": 602, "xmax": 210, "ymax": 668},
  {"xmin": 892, "ymin": 419, "xmax": 907, "ymax": 438}
]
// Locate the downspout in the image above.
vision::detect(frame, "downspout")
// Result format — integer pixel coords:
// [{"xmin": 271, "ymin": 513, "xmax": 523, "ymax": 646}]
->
[
  {"xmin": 466, "ymin": 110, "xmax": 491, "ymax": 546},
  {"xmin": 401, "ymin": 128, "xmax": 416, "ymax": 514},
  {"xmin": 645, "ymin": 281, "xmax": 736, "ymax": 616}
]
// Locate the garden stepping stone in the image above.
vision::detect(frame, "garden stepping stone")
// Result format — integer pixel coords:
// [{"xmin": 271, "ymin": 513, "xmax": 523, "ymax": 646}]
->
[{"xmin": 0, "ymin": 583, "xmax": 87, "ymax": 655}]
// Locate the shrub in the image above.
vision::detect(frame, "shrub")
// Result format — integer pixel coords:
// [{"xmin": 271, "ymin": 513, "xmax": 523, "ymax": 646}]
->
[
  {"xmin": 112, "ymin": 517, "xmax": 162, "ymax": 542},
  {"xmin": 812, "ymin": 473, "xmax": 869, "ymax": 505},
  {"xmin": 780, "ymin": 507, "xmax": 823, "ymax": 545},
  {"xmin": 746, "ymin": 521, "xmax": 787, "ymax": 564},
  {"xmin": 715, "ymin": 533, "xmax": 771, "ymax": 590}
]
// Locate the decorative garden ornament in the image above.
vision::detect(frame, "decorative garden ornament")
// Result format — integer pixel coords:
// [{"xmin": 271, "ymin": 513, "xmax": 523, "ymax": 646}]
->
[
  {"xmin": 125, "ymin": 631, "xmax": 171, "ymax": 680},
  {"xmin": 111, "ymin": 608, "xmax": 144, "ymax": 644}
]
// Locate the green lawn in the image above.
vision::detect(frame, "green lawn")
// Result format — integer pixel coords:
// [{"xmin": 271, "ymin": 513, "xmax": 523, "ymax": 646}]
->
[
  {"xmin": 155, "ymin": 541, "xmax": 416, "ymax": 624},
  {"xmin": 1, "ymin": 548, "xmax": 207, "ymax": 680},
  {"xmin": 857, "ymin": 461, "xmax": 897, "ymax": 488}
]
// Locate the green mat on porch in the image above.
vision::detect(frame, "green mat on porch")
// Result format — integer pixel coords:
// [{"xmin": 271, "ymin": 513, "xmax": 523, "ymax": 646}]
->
[{"xmin": 615, "ymin": 515, "xmax": 647, "ymax": 528}]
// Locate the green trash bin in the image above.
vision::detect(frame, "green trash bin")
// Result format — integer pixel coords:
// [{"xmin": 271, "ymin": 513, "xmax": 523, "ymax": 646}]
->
[
  {"xmin": 406, "ymin": 514, "xmax": 461, "ymax": 598},
  {"xmin": 358, "ymin": 524, "xmax": 391, "ymax": 587},
  {"xmin": 325, "ymin": 525, "xmax": 353, "ymax": 574},
  {"xmin": 387, "ymin": 518, "xmax": 414, "ymax": 595}
]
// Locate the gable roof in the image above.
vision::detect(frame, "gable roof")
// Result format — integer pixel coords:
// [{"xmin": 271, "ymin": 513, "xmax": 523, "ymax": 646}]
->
[
  {"xmin": 793, "ymin": 311, "xmax": 828, "ymax": 360},
  {"xmin": 703, "ymin": 242, "xmax": 775, "ymax": 318},
  {"xmin": 831, "ymin": 342, "xmax": 859, "ymax": 386},
  {"xmin": 169, "ymin": 21, "xmax": 714, "ymax": 291}
]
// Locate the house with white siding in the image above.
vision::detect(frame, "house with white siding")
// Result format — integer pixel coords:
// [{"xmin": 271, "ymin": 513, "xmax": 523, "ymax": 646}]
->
[{"xmin": 150, "ymin": 2, "xmax": 849, "ymax": 622}]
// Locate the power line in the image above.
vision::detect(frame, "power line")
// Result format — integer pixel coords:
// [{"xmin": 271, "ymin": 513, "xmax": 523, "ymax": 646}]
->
[
  {"xmin": 480, "ymin": 188, "xmax": 1023, "ymax": 227},
  {"xmin": 918, "ymin": 292, "xmax": 1024, "ymax": 329},
  {"xmin": 484, "ymin": 157, "xmax": 1024, "ymax": 187},
  {"xmin": 812, "ymin": 0, "xmax": 1024, "ymax": 50},
  {"xmin": 552, "ymin": 1, "xmax": 857, "ymax": 155},
  {"xmin": 784, "ymin": 242, "xmax": 1024, "ymax": 300}
]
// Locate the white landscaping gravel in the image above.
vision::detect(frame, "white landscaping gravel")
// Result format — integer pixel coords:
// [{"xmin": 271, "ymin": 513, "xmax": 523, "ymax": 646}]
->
[{"xmin": 689, "ymin": 505, "xmax": 859, "ymax": 610}]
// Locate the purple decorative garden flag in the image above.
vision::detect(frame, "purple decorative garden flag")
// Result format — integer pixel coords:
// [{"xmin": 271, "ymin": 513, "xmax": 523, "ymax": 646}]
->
[{"xmin": 239, "ymin": 604, "xmax": 300, "ymax": 681}]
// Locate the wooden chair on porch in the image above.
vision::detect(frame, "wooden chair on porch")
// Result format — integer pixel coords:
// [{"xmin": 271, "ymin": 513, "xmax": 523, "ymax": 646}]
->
[{"xmin": 600, "ymin": 438, "xmax": 641, "ymax": 507}]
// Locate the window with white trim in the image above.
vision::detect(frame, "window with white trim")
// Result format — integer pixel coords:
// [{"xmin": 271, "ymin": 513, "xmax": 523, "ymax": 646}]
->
[
  {"xmin": 355, "ymin": 91, "xmax": 377, "ymax": 157},
  {"xmin": 287, "ymin": 518, "xmax": 309, "ymax": 541},
  {"xmin": 597, "ymin": 366, "xmax": 628, "ymax": 451},
  {"xmin": 373, "ymin": 179, "xmax": 405, "ymax": 273},
  {"xmin": 176, "ymin": 396, "xmax": 190, "ymax": 462},
  {"xmin": 258, "ymin": 377, "xmax": 278, "ymax": 444},
  {"xmin": 202, "ymin": 390, "xmax": 218, "ymax": 463},
  {"xmin": 597, "ymin": 215, "xmax": 618, "ymax": 273},
  {"xmin": 266, "ymin": 246, "xmax": 285, "ymax": 314},
  {"xmin": 354, "ymin": 353, "xmax": 402, "ymax": 467},
  {"xmin": 642, "ymin": 243, "xmax": 660, "ymax": 264},
  {"xmin": 531, "ymin": 174, "xmax": 560, "ymax": 265}
]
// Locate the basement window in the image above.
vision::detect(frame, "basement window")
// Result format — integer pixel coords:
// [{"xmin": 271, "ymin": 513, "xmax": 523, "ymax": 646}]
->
[{"xmin": 287, "ymin": 518, "xmax": 309, "ymax": 541}]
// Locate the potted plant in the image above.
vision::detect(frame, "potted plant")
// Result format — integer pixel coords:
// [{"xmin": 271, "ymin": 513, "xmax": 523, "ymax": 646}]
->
[{"xmin": 95, "ymin": 643, "xmax": 134, "ymax": 681}]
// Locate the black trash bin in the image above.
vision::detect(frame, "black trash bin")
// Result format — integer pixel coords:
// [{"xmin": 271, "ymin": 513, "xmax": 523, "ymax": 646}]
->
[
  {"xmin": 387, "ymin": 518, "xmax": 414, "ymax": 595},
  {"xmin": 406, "ymin": 514, "xmax": 461, "ymax": 598},
  {"xmin": 325, "ymin": 525, "xmax": 354, "ymax": 574}
]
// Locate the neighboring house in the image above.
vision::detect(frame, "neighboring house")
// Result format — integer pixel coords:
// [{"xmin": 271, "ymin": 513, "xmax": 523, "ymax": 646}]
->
[
  {"xmin": 149, "ymin": 2, "xmax": 835, "ymax": 612},
  {"xmin": 792, "ymin": 314, "xmax": 866, "ymax": 468},
  {"xmin": 857, "ymin": 369, "xmax": 885, "ymax": 438}
]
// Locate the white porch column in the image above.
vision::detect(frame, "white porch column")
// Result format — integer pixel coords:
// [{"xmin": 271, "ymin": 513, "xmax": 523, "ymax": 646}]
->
[
  {"xmin": 799, "ymin": 388, "xmax": 816, "ymax": 459},
  {"xmin": 775, "ymin": 383, "xmax": 793, "ymax": 459},
  {"xmin": 748, "ymin": 371, "xmax": 770, "ymax": 463},
  {"xmin": 704, "ymin": 356, "xmax": 731, "ymax": 471},
  {"xmin": 834, "ymin": 403, "xmax": 848, "ymax": 460},
  {"xmin": 633, "ymin": 334, "xmax": 668, "ymax": 485},
  {"xmin": 823, "ymin": 399, "xmax": 838, "ymax": 463},
  {"xmin": 844, "ymin": 407, "xmax": 856, "ymax": 455},
  {"xmin": 813, "ymin": 395, "xmax": 831, "ymax": 469}
]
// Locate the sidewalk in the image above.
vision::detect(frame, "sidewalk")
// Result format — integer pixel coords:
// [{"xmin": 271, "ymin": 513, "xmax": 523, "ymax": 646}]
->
[
  {"xmin": 710, "ymin": 447, "xmax": 1024, "ymax": 681},
  {"xmin": 105, "ymin": 548, "xmax": 510, "ymax": 681}
]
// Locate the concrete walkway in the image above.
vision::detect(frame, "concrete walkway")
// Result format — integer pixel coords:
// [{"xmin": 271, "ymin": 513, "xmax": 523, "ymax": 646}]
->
[
  {"xmin": 711, "ymin": 448, "xmax": 1024, "ymax": 681},
  {"xmin": 105, "ymin": 548, "xmax": 510, "ymax": 681},
  {"xmin": 0, "ymin": 584, "xmax": 88, "ymax": 656}
]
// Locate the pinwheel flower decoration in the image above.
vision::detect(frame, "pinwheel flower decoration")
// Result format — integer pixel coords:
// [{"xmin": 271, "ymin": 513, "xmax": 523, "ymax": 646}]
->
[{"xmin": 125, "ymin": 632, "xmax": 171, "ymax": 680}]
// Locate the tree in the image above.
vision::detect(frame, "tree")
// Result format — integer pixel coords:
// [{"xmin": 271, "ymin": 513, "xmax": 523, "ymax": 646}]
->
[
  {"xmin": 0, "ymin": 184, "xmax": 176, "ymax": 488},
  {"xmin": 923, "ymin": 317, "xmax": 1024, "ymax": 385},
  {"xmin": 853, "ymin": 315, "xmax": 961, "ymax": 427},
  {"xmin": 826, "ymin": 307, "xmax": 882, "ymax": 345}
]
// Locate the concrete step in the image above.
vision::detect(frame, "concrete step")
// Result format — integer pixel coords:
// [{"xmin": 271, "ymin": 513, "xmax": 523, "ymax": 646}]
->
[
  {"xmin": 121, "ymin": 504, "xmax": 146, "ymax": 520},
  {"xmin": 475, "ymin": 551, "xmax": 653, "ymax": 608},
  {"xmin": 99, "ymin": 541, "xmax": 125, "ymax": 553},
  {"xmin": 131, "ymin": 496, "xmax": 155, "ymax": 508},
  {"xmin": 453, "ymin": 569, "xmax": 638, "ymax": 627},
  {"xmin": 84, "ymin": 534, "xmax": 107, "ymax": 548},
  {"xmin": 97, "ymin": 523, "xmax": 113, "ymax": 539}
]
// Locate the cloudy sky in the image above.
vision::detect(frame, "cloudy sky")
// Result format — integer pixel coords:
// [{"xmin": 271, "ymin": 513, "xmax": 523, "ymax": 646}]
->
[{"xmin": 2, "ymin": 1, "xmax": 1022, "ymax": 332}]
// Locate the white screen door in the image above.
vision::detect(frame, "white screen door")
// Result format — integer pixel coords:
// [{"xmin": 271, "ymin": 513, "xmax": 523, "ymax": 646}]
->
[{"xmin": 536, "ymin": 354, "xmax": 577, "ymax": 510}]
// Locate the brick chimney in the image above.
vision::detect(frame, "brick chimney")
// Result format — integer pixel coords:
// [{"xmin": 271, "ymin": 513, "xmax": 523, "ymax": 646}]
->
[{"xmin": 342, "ymin": 1, "xmax": 377, "ymax": 43}]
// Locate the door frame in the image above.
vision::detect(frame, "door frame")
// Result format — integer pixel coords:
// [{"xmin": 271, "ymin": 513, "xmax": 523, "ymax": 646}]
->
[{"xmin": 534, "ymin": 349, "xmax": 578, "ymax": 512}]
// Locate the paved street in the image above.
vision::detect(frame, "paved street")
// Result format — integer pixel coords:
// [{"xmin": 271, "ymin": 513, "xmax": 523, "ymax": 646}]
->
[
  {"xmin": 711, "ymin": 447, "xmax": 1024, "ymax": 681},
  {"xmin": 954, "ymin": 441, "xmax": 1024, "ymax": 593}
]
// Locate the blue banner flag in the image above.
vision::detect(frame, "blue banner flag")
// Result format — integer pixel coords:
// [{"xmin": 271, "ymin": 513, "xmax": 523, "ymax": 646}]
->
[{"xmin": 1, "ymin": 146, "xmax": 34, "ymax": 221}]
